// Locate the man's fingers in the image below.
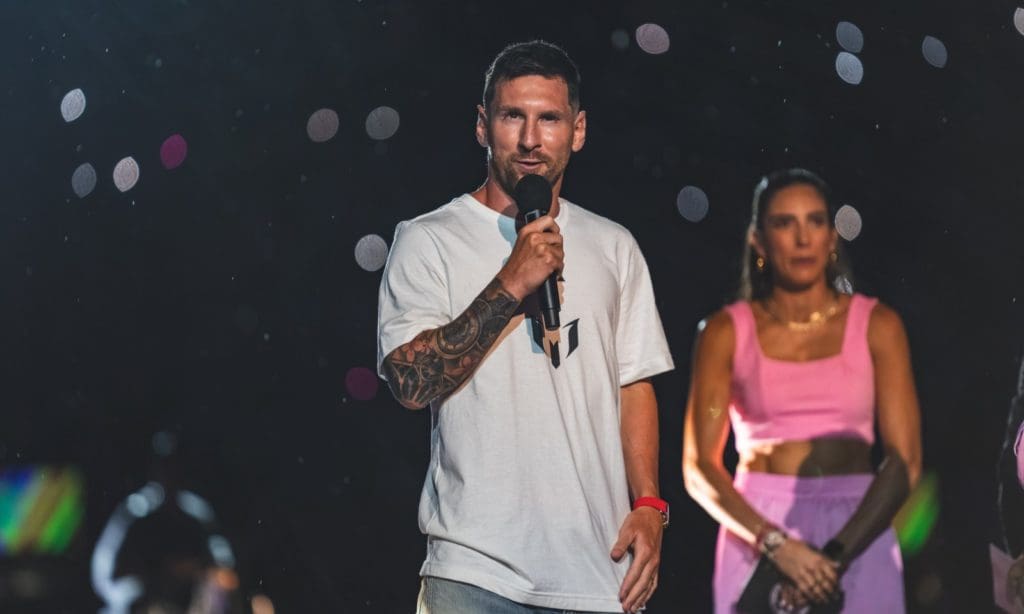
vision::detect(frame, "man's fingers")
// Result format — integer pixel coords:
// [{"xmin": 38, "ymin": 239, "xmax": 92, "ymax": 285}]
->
[
  {"xmin": 622, "ymin": 563, "xmax": 656, "ymax": 613},
  {"xmin": 610, "ymin": 528, "xmax": 632, "ymax": 562},
  {"xmin": 521, "ymin": 216, "xmax": 560, "ymax": 235}
]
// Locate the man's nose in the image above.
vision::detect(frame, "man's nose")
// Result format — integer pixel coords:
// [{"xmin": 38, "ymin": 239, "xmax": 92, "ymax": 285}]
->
[{"xmin": 519, "ymin": 118, "xmax": 541, "ymax": 151}]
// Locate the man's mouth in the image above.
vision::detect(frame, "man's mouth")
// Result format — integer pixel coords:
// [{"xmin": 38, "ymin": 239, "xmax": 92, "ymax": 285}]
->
[{"xmin": 514, "ymin": 159, "xmax": 545, "ymax": 171}]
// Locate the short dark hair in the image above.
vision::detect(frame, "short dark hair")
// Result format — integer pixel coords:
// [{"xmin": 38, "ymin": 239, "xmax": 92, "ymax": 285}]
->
[
  {"xmin": 482, "ymin": 40, "xmax": 581, "ymax": 112},
  {"xmin": 738, "ymin": 168, "xmax": 853, "ymax": 300}
]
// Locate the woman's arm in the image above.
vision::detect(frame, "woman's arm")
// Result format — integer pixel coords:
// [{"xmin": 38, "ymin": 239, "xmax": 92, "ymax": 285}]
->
[
  {"xmin": 683, "ymin": 312, "xmax": 838, "ymax": 601},
  {"xmin": 682, "ymin": 312, "xmax": 765, "ymax": 542},
  {"xmin": 826, "ymin": 303, "xmax": 923, "ymax": 567}
]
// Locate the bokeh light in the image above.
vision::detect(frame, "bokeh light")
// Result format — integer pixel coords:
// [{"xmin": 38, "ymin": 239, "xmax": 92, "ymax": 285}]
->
[
  {"xmin": 636, "ymin": 23, "xmax": 670, "ymax": 55},
  {"xmin": 676, "ymin": 186, "xmax": 709, "ymax": 222},
  {"xmin": 345, "ymin": 367, "xmax": 379, "ymax": 401},
  {"xmin": 307, "ymin": 108, "xmax": 339, "ymax": 143},
  {"xmin": 834, "ymin": 275, "xmax": 854, "ymax": 295},
  {"xmin": 835, "ymin": 204, "xmax": 863, "ymax": 241},
  {"xmin": 151, "ymin": 431, "xmax": 176, "ymax": 457},
  {"xmin": 112, "ymin": 157, "xmax": 140, "ymax": 193},
  {"xmin": 835, "ymin": 52, "xmax": 864, "ymax": 85},
  {"xmin": 60, "ymin": 88, "xmax": 86, "ymax": 123},
  {"xmin": 835, "ymin": 21, "xmax": 864, "ymax": 53},
  {"xmin": 159, "ymin": 134, "xmax": 188, "ymax": 170},
  {"xmin": 611, "ymin": 29, "xmax": 630, "ymax": 50},
  {"xmin": 251, "ymin": 595, "xmax": 275, "ymax": 614},
  {"xmin": 1015, "ymin": 8, "xmax": 1024, "ymax": 37},
  {"xmin": 0, "ymin": 466, "xmax": 85, "ymax": 555},
  {"xmin": 354, "ymin": 234, "xmax": 389, "ymax": 272},
  {"xmin": 365, "ymin": 106, "xmax": 400, "ymax": 141},
  {"xmin": 894, "ymin": 471, "xmax": 939, "ymax": 557},
  {"xmin": 922, "ymin": 36, "xmax": 948, "ymax": 68},
  {"xmin": 71, "ymin": 163, "xmax": 97, "ymax": 198}
]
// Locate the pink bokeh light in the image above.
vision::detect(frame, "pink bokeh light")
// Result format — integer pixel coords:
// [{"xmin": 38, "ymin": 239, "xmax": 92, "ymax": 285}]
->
[
  {"xmin": 345, "ymin": 367, "xmax": 379, "ymax": 402},
  {"xmin": 160, "ymin": 134, "xmax": 188, "ymax": 170}
]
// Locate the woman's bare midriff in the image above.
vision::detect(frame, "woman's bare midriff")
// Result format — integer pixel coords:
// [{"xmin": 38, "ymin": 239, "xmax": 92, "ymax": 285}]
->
[{"xmin": 738, "ymin": 438, "xmax": 873, "ymax": 476}]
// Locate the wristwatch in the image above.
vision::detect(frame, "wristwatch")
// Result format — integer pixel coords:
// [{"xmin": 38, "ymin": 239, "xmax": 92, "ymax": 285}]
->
[
  {"xmin": 759, "ymin": 528, "xmax": 788, "ymax": 558},
  {"xmin": 632, "ymin": 496, "xmax": 670, "ymax": 528}
]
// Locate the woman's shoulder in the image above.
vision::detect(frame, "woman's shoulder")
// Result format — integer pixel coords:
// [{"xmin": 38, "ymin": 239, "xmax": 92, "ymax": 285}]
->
[
  {"xmin": 857, "ymin": 295, "xmax": 901, "ymax": 328},
  {"xmin": 697, "ymin": 306, "xmax": 740, "ymax": 353},
  {"xmin": 860, "ymin": 296, "xmax": 909, "ymax": 349}
]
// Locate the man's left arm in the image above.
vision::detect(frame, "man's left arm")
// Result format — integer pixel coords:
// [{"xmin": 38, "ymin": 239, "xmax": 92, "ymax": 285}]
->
[{"xmin": 611, "ymin": 378, "xmax": 663, "ymax": 614}]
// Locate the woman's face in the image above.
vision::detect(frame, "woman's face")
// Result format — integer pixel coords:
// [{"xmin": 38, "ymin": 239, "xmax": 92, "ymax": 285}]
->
[{"xmin": 753, "ymin": 183, "xmax": 838, "ymax": 292}]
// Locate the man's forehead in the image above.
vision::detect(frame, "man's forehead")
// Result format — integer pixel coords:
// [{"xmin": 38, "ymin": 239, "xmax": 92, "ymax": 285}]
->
[{"xmin": 491, "ymin": 75, "xmax": 573, "ymax": 108}]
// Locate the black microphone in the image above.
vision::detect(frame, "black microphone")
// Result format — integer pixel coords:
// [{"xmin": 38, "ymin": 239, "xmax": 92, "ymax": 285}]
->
[{"xmin": 513, "ymin": 174, "xmax": 560, "ymax": 331}]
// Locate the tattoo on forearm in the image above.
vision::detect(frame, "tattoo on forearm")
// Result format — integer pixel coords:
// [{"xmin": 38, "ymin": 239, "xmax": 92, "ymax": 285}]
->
[{"xmin": 383, "ymin": 277, "xmax": 520, "ymax": 407}]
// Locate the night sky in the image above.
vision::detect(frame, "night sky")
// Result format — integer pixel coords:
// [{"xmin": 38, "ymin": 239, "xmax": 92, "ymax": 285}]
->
[{"xmin": 3, "ymin": 0, "xmax": 1024, "ymax": 611}]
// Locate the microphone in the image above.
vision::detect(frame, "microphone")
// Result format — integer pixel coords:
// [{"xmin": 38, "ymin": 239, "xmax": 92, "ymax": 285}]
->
[{"xmin": 513, "ymin": 174, "xmax": 560, "ymax": 331}]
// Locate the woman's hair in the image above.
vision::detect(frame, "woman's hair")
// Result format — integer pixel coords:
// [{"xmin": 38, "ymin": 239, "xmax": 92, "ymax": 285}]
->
[{"xmin": 738, "ymin": 168, "xmax": 853, "ymax": 301}]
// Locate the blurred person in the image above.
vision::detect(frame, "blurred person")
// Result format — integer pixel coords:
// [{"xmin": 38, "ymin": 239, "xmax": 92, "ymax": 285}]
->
[
  {"xmin": 998, "ymin": 352, "xmax": 1024, "ymax": 609},
  {"xmin": 683, "ymin": 169, "xmax": 922, "ymax": 612}
]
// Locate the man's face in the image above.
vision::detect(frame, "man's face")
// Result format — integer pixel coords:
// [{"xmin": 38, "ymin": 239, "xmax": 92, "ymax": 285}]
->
[{"xmin": 476, "ymin": 75, "xmax": 586, "ymax": 198}]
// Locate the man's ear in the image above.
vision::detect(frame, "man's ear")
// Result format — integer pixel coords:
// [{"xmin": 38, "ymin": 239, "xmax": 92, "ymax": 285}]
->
[
  {"xmin": 475, "ymin": 104, "xmax": 489, "ymax": 148},
  {"xmin": 571, "ymin": 110, "xmax": 587, "ymax": 152}
]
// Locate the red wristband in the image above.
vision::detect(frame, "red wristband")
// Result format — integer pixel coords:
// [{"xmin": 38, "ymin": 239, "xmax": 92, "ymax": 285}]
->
[{"xmin": 632, "ymin": 496, "xmax": 670, "ymax": 527}]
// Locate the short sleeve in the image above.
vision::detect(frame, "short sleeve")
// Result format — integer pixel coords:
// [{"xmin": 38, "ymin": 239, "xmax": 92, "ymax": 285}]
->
[
  {"xmin": 376, "ymin": 221, "xmax": 451, "ymax": 378},
  {"xmin": 615, "ymin": 234, "xmax": 674, "ymax": 385}
]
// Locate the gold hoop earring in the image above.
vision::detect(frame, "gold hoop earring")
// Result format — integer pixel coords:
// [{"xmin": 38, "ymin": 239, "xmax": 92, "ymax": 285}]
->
[
  {"xmin": 830, "ymin": 251, "xmax": 838, "ymax": 263},
  {"xmin": 756, "ymin": 256, "xmax": 766, "ymax": 272}
]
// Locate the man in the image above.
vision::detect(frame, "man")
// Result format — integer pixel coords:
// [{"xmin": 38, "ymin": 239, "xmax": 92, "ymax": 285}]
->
[{"xmin": 377, "ymin": 40, "xmax": 674, "ymax": 613}]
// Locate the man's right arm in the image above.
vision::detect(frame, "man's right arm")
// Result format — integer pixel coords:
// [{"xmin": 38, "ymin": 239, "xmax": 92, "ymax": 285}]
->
[
  {"xmin": 380, "ymin": 214, "xmax": 563, "ymax": 409},
  {"xmin": 381, "ymin": 277, "xmax": 520, "ymax": 409}
]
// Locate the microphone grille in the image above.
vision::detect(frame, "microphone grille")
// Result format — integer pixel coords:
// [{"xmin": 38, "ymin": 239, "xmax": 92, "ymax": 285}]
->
[{"xmin": 513, "ymin": 174, "xmax": 552, "ymax": 214}]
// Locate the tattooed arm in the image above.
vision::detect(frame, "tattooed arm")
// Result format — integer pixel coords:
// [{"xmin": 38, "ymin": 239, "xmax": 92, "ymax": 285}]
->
[
  {"xmin": 381, "ymin": 215, "xmax": 564, "ymax": 410},
  {"xmin": 382, "ymin": 277, "xmax": 520, "ymax": 409}
]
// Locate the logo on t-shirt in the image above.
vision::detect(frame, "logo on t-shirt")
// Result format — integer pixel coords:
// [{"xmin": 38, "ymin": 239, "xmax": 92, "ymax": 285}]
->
[{"xmin": 529, "ymin": 317, "xmax": 579, "ymax": 368}]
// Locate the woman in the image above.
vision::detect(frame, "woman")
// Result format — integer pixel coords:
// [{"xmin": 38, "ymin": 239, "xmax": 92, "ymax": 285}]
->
[{"xmin": 683, "ymin": 168, "xmax": 922, "ymax": 612}]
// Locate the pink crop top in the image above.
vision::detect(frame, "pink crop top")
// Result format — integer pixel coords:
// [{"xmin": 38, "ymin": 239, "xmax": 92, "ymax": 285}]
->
[{"xmin": 725, "ymin": 293, "xmax": 878, "ymax": 454}]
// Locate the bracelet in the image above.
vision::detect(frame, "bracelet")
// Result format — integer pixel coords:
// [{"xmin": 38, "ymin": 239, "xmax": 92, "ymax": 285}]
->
[
  {"xmin": 753, "ymin": 521, "xmax": 777, "ymax": 551},
  {"xmin": 632, "ymin": 496, "xmax": 670, "ymax": 528},
  {"xmin": 754, "ymin": 522, "xmax": 787, "ymax": 558}
]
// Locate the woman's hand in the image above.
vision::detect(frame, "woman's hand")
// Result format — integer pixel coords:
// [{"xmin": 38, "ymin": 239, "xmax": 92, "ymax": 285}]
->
[{"xmin": 770, "ymin": 538, "xmax": 840, "ymax": 604}]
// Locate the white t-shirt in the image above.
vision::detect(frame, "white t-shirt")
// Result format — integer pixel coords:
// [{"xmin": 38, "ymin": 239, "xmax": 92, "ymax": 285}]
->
[{"xmin": 376, "ymin": 193, "xmax": 674, "ymax": 611}]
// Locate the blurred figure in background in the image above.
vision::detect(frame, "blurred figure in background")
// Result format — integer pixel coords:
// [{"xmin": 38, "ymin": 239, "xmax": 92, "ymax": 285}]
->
[
  {"xmin": 683, "ymin": 168, "xmax": 922, "ymax": 612},
  {"xmin": 91, "ymin": 432, "xmax": 271, "ymax": 614},
  {"xmin": 998, "ymin": 352, "xmax": 1024, "ymax": 610}
]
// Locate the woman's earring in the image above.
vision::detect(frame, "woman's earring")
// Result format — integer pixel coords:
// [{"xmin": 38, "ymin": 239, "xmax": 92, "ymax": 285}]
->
[
  {"xmin": 756, "ymin": 256, "xmax": 766, "ymax": 272},
  {"xmin": 830, "ymin": 251, "xmax": 838, "ymax": 263}
]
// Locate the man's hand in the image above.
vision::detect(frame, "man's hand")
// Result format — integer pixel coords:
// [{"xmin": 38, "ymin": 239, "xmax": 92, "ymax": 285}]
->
[
  {"xmin": 496, "ymin": 215, "xmax": 563, "ymax": 301},
  {"xmin": 611, "ymin": 506, "xmax": 663, "ymax": 613}
]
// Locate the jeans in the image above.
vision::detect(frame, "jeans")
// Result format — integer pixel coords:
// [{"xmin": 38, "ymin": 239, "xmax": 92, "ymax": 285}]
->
[{"xmin": 416, "ymin": 576, "xmax": 624, "ymax": 614}]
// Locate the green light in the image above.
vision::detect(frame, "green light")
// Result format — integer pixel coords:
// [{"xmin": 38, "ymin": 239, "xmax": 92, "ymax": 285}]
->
[
  {"xmin": 38, "ymin": 475, "xmax": 84, "ymax": 554},
  {"xmin": 894, "ymin": 472, "xmax": 939, "ymax": 557}
]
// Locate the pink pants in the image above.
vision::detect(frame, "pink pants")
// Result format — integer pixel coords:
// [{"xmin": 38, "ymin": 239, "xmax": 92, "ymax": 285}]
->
[{"xmin": 713, "ymin": 471, "xmax": 905, "ymax": 613}]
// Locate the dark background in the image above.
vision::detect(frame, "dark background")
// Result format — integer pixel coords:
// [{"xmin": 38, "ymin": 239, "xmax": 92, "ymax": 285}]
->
[{"xmin": 3, "ymin": 0, "xmax": 1023, "ymax": 611}]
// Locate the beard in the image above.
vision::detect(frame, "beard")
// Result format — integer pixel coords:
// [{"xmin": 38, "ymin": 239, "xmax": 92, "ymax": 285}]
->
[{"xmin": 489, "ymin": 150, "xmax": 568, "ymax": 201}]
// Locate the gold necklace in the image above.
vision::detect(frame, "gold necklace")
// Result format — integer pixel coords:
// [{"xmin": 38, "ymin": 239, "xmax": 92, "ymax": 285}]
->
[{"xmin": 762, "ymin": 299, "xmax": 839, "ymax": 332}]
